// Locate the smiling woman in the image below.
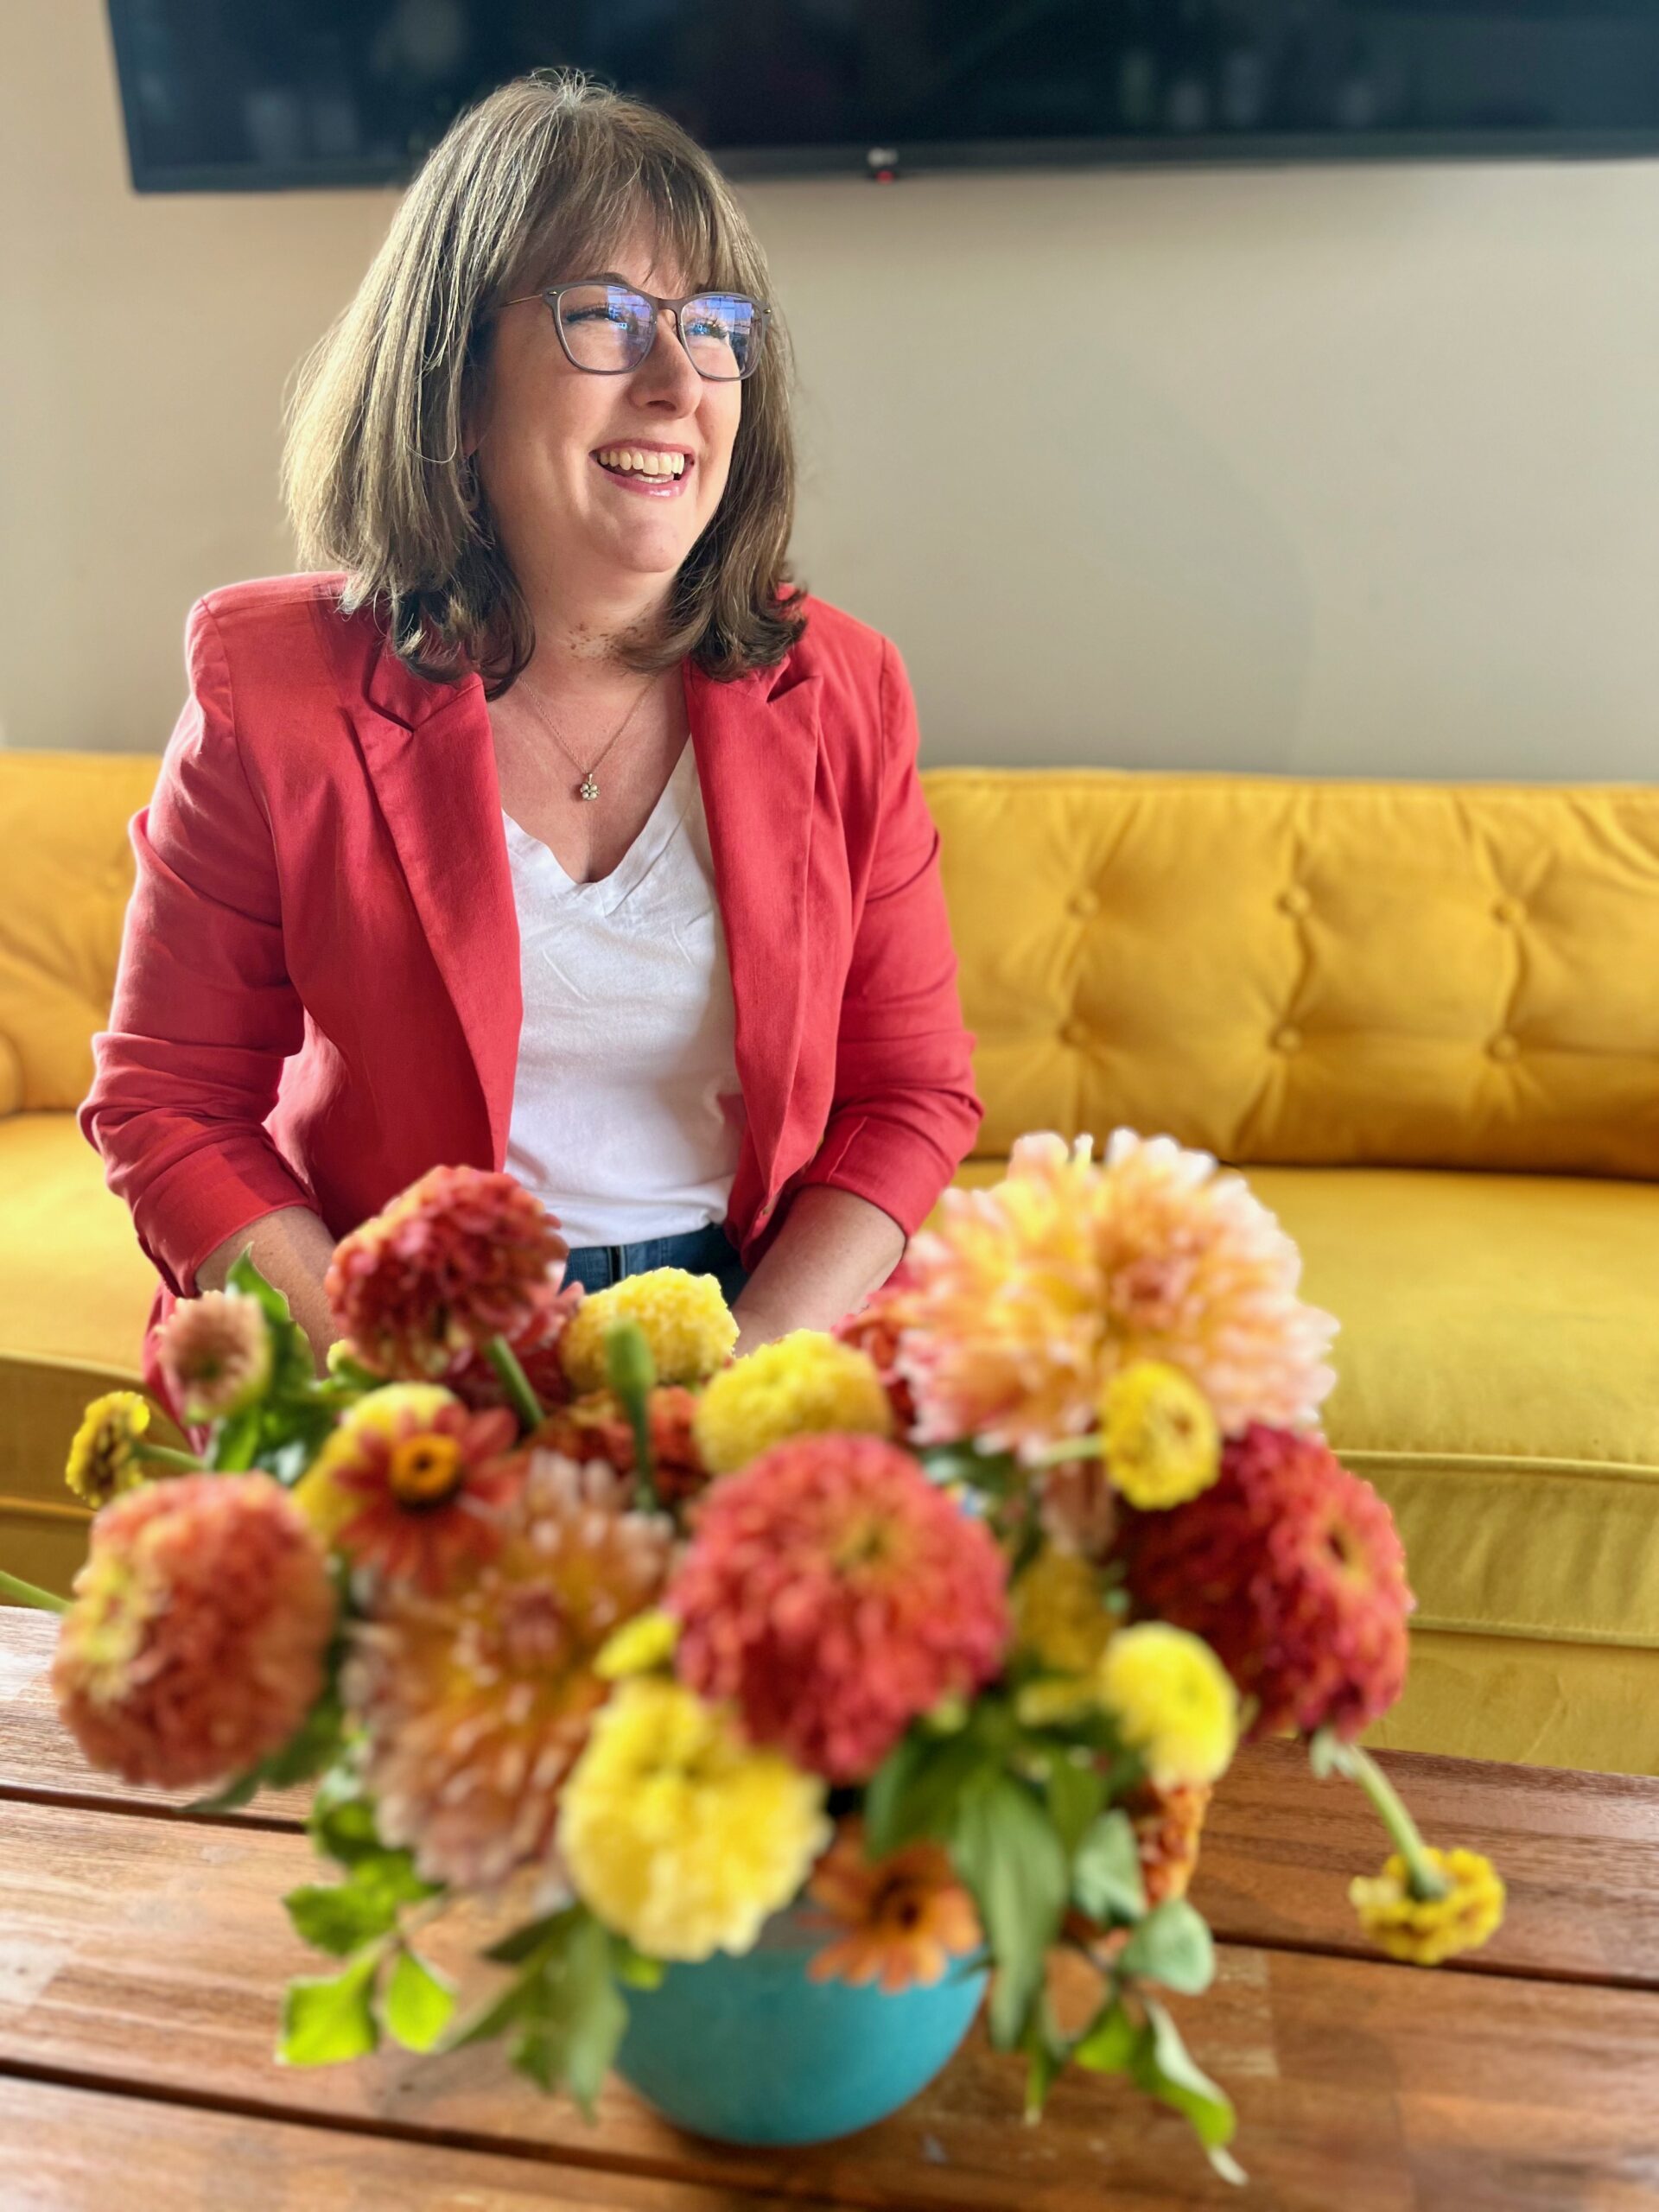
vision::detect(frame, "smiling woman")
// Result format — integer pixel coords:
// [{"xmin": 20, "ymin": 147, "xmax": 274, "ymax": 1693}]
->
[{"xmin": 79, "ymin": 70, "xmax": 982, "ymax": 1414}]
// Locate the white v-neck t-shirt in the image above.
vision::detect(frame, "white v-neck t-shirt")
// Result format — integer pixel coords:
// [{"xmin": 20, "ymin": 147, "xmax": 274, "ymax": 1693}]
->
[{"xmin": 500, "ymin": 744, "xmax": 745, "ymax": 1247}]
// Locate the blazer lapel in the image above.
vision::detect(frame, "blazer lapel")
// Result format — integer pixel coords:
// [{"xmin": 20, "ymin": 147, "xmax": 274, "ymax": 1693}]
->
[
  {"xmin": 353, "ymin": 644, "xmax": 520, "ymax": 1166},
  {"xmin": 688, "ymin": 661, "xmax": 822, "ymax": 1193}
]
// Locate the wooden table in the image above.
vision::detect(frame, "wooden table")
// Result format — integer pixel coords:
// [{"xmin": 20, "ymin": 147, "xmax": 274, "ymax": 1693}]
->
[{"xmin": 3, "ymin": 1608, "xmax": 1656, "ymax": 2212}]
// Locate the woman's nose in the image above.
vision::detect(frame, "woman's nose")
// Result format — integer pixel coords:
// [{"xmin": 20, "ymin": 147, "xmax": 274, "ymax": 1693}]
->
[{"xmin": 633, "ymin": 308, "xmax": 703, "ymax": 409}]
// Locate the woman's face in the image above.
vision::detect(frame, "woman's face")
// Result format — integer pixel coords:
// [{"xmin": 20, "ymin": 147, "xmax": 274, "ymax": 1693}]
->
[{"xmin": 473, "ymin": 230, "xmax": 742, "ymax": 609}]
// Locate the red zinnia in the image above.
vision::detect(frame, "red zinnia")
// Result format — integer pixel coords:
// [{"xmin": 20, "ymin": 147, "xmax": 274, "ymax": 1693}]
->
[
  {"xmin": 669, "ymin": 1433, "xmax": 1010, "ymax": 1783},
  {"xmin": 832, "ymin": 1269, "xmax": 920, "ymax": 1435},
  {"xmin": 1118, "ymin": 1424, "xmax": 1414, "ymax": 1742},
  {"xmin": 532, "ymin": 1386, "xmax": 709, "ymax": 1510},
  {"xmin": 327, "ymin": 1165, "xmax": 572, "ymax": 1380}
]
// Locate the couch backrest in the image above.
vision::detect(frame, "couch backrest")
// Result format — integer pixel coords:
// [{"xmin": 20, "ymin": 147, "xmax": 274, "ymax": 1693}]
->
[
  {"xmin": 926, "ymin": 769, "xmax": 1659, "ymax": 1179},
  {"xmin": 0, "ymin": 752, "xmax": 160, "ymax": 1112},
  {"xmin": 6, "ymin": 752, "xmax": 1658, "ymax": 1177}
]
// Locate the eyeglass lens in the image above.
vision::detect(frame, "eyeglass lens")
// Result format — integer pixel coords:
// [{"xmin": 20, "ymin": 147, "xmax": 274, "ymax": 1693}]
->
[{"xmin": 556, "ymin": 284, "xmax": 760, "ymax": 380}]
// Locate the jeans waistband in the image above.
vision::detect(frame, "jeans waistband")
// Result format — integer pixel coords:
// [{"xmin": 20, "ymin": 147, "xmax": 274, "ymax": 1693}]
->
[{"xmin": 561, "ymin": 1221, "xmax": 747, "ymax": 1304}]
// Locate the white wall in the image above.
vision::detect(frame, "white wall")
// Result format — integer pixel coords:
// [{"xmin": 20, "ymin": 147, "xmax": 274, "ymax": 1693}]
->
[{"xmin": 4, "ymin": 3, "xmax": 1658, "ymax": 778}]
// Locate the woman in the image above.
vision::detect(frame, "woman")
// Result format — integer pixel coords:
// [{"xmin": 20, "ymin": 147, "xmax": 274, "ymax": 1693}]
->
[{"xmin": 81, "ymin": 71, "xmax": 980, "ymax": 1402}]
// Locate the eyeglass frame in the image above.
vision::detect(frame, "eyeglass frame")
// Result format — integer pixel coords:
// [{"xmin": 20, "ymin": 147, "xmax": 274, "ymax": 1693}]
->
[{"xmin": 500, "ymin": 276, "xmax": 771, "ymax": 382}]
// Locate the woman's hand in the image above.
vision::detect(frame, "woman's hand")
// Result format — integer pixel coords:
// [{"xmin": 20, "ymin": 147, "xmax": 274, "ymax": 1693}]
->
[
  {"xmin": 726, "ymin": 1185, "xmax": 906, "ymax": 1358},
  {"xmin": 194, "ymin": 1205, "xmax": 340, "ymax": 1373}
]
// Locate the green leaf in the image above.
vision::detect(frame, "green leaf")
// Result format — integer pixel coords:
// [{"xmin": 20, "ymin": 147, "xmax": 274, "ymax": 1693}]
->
[
  {"xmin": 260, "ymin": 1689, "xmax": 344, "ymax": 1789},
  {"xmin": 285, "ymin": 1881, "xmax": 402, "ymax": 1958},
  {"xmin": 186, "ymin": 1769, "xmax": 262, "ymax": 1815},
  {"xmin": 950, "ymin": 1775, "xmax": 1069, "ymax": 2050},
  {"xmin": 1021, "ymin": 1997, "xmax": 1067, "ymax": 2121},
  {"xmin": 1135, "ymin": 1997, "xmax": 1242, "ymax": 2179},
  {"xmin": 1071, "ymin": 1809, "xmax": 1147, "ymax": 1926},
  {"xmin": 279, "ymin": 1949, "xmax": 382, "ymax": 2066},
  {"xmin": 308, "ymin": 1770, "xmax": 388, "ymax": 1868},
  {"xmin": 1072, "ymin": 1995, "xmax": 1139, "ymax": 2075},
  {"xmin": 383, "ymin": 1948, "xmax": 456, "ymax": 2053},
  {"xmin": 481, "ymin": 1907, "xmax": 581, "ymax": 1969},
  {"xmin": 1119, "ymin": 1901, "xmax": 1215, "ymax": 1995},
  {"xmin": 558, "ymin": 1911, "xmax": 629, "ymax": 2118},
  {"xmin": 866, "ymin": 1731, "xmax": 994, "ymax": 1858},
  {"xmin": 227, "ymin": 1249, "xmax": 294, "ymax": 1325},
  {"xmin": 614, "ymin": 1942, "xmax": 664, "ymax": 1991},
  {"xmin": 209, "ymin": 1402, "xmax": 263, "ymax": 1473},
  {"xmin": 1046, "ymin": 1756, "xmax": 1108, "ymax": 1859}
]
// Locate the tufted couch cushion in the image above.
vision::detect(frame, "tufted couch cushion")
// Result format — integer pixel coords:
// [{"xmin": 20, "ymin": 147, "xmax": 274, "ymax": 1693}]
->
[
  {"xmin": 0, "ymin": 752, "xmax": 162, "ymax": 1114},
  {"xmin": 928, "ymin": 770, "xmax": 1659, "ymax": 1179}
]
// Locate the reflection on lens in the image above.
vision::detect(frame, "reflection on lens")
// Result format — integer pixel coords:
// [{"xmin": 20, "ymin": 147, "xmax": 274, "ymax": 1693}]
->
[
  {"xmin": 683, "ymin": 294, "xmax": 756, "ymax": 379},
  {"xmin": 555, "ymin": 283, "xmax": 761, "ymax": 378},
  {"xmin": 558, "ymin": 283, "xmax": 654, "ymax": 370}
]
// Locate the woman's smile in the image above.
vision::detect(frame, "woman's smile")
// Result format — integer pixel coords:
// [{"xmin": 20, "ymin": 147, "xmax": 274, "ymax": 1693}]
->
[{"xmin": 591, "ymin": 441, "xmax": 697, "ymax": 498}]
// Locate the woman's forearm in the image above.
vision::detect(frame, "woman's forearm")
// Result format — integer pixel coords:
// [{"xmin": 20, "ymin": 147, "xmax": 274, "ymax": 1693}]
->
[
  {"xmin": 730, "ymin": 1185, "xmax": 906, "ymax": 1355},
  {"xmin": 194, "ymin": 1205, "xmax": 340, "ymax": 1370}
]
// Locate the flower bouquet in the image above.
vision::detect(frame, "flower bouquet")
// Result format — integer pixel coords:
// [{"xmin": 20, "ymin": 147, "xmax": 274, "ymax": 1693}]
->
[{"xmin": 7, "ymin": 1133, "xmax": 1505, "ymax": 2180}]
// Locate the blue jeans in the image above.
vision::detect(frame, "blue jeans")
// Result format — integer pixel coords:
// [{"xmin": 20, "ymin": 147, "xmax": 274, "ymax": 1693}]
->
[{"xmin": 561, "ymin": 1220, "xmax": 748, "ymax": 1312}]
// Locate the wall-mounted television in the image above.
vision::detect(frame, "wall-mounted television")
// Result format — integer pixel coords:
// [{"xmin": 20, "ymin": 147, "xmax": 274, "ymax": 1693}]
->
[{"xmin": 107, "ymin": 1, "xmax": 1659, "ymax": 194}]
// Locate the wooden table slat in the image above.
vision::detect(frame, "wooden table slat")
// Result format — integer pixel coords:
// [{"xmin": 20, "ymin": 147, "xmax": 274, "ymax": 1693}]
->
[
  {"xmin": 0, "ymin": 2071, "xmax": 830, "ymax": 2210},
  {"xmin": 1, "ymin": 1792, "xmax": 1656, "ymax": 2212}
]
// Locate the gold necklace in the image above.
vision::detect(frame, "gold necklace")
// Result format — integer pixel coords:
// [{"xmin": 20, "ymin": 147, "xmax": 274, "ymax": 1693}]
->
[{"xmin": 515, "ymin": 668, "xmax": 659, "ymax": 802}]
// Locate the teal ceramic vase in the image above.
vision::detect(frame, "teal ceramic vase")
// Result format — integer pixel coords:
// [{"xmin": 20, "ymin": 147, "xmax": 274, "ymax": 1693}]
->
[{"xmin": 615, "ymin": 1904, "xmax": 988, "ymax": 2145}]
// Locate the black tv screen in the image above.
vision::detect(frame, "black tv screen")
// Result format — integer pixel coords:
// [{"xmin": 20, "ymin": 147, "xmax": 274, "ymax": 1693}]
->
[{"xmin": 108, "ymin": 1, "xmax": 1659, "ymax": 192}]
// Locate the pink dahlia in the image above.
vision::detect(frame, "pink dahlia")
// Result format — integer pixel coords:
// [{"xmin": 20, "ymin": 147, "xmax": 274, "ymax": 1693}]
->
[
  {"xmin": 897, "ymin": 1131, "xmax": 1338, "ymax": 1465},
  {"xmin": 669, "ymin": 1434, "xmax": 1010, "ymax": 1783},
  {"xmin": 342, "ymin": 1454, "xmax": 671, "ymax": 1888},
  {"xmin": 1118, "ymin": 1423, "xmax": 1414, "ymax": 1741},
  {"xmin": 327, "ymin": 1165, "xmax": 574, "ymax": 1381},
  {"xmin": 52, "ymin": 1474, "xmax": 334, "ymax": 1790},
  {"xmin": 155, "ymin": 1291, "xmax": 271, "ymax": 1422}
]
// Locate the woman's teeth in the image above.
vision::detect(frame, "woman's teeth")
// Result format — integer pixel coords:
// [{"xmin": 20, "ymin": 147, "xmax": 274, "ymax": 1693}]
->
[{"xmin": 595, "ymin": 448, "xmax": 687, "ymax": 478}]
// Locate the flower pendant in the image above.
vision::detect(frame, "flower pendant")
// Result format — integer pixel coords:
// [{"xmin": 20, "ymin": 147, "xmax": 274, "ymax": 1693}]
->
[{"xmin": 579, "ymin": 775, "xmax": 600, "ymax": 802}]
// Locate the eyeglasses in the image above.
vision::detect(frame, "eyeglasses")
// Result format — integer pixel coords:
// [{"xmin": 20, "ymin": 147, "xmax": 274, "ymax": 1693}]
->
[{"xmin": 503, "ymin": 277, "xmax": 769, "ymax": 383}]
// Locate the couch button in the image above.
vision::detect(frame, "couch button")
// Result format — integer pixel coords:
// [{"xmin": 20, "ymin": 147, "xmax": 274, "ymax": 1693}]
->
[
  {"xmin": 1070, "ymin": 887, "xmax": 1101, "ymax": 920},
  {"xmin": 1273, "ymin": 1025, "xmax": 1302, "ymax": 1055},
  {"xmin": 1279, "ymin": 885, "xmax": 1312, "ymax": 919},
  {"xmin": 1060, "ymin": 1019, "xmax": 1090, "ymax": 1051},
  {"xmin": 1492, "ymin": 895, "xmax": 1525, "ymax": 927},
  {"xmin": 1489, "ymin": 1033, "xmax": 1520, "ymax": 1062}
]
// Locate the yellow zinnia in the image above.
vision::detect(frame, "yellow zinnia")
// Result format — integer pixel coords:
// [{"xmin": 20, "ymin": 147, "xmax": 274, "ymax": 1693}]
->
[
  {"xmin": 293, "ymin": 1382, "xmax": 459, "ymax": 1544},
  {"xmin": 65, "ymin": 1392, "xmax": 154, "ymax": 1509},
  {"xmin": 1013, "ymin": 1548, "xmax": 1114, "ymax": 1677},
  {"xmin": 561, "ymin": 1677, "xmax": 830, "ymax": 1961},
  {"xmin": 1351, "ymin": 1847, "xmax": 1506, "ymax": 1967},
  {"xmin": 1101, "ymin": 1361, "xmax": 1220, "ymax": 1511},
  {"xmin": 594, "ymin": 1607, "xmax": 681, "ymax": 1681},
  {"xmin": 691, "ymin": 1331, "xmax": 892, "ymax": 1476},
  {"xmin": 560, "ymin": 1268, "xmax": 737, "ymax": 1393},
  {"xmin": 1096, "ymin": 1623, "xmax": 1237, "ymax": 1789}
]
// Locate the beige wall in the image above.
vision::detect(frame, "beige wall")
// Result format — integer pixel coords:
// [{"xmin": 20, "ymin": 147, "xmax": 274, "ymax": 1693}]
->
[{"xmin": 5, "ymin": 4, "xmax": 1658, "ymax": 777}]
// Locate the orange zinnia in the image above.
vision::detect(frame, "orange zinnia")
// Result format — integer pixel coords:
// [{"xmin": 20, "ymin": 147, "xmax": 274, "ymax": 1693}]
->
[{"xmin": 806, "ymin": 1822, "xmax": 982, "ymax": 1995}]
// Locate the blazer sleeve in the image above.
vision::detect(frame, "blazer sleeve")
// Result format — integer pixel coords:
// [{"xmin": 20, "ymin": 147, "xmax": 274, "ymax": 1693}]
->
[
  {"xmin": 792, "ymin": 637, "xmax": 984, "ymax": 1234},
  {"xmin": 79, "ymin": 598, "xmax": 321, "ymax": 1298}
]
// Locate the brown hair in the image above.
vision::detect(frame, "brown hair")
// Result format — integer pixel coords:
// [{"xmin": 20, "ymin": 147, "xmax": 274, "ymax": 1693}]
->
[{"xmin": 283, "ymin": 70, "xmax": 804, "ymax": 693}]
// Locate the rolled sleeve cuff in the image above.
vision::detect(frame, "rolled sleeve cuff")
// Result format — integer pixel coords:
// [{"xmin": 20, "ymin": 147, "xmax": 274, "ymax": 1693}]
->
[
  {"xmin": 791, "ymin": 1111, "xmax": 964, "ymax": 1241},
  {"xmin": 131, "ymin": 1143, "xmax": 321, "ymax": 1299}
]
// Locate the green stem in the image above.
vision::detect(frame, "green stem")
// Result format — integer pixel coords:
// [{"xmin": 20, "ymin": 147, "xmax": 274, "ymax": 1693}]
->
[
  {"xmin": 1330, "ymin": 1740, "xmax": 1450, "ymax": 1901},
  {"xmin": 1031, "ymin": 1433, "xmax": 1106, "ymax": 1468},
  {"xmin": 0, "ymin": 1567, "xmax": 71, "ymax": 1615},
  {"xmin": 486, "ymin": 1335, "xmax": 544, "ymax": 1437},
  {"xmin": 604, "ymin": 1322, "xmax": 659, "ymax": 1514},
  {"xmin": 134, "ymin": 1444, "xmax": 204, "ymax": 1474}
]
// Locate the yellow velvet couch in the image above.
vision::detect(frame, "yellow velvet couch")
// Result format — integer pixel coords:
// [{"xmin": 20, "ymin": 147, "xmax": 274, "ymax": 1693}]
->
[{"xmin": 5, "ymin": 752, "xmax": 1658, "ymax": 1777}]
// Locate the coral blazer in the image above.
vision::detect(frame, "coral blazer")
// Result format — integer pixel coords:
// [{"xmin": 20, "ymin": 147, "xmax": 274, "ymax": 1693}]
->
[{"xmin": 81, "ymin": 575, "xmax": 982, "ymax": 1388}]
